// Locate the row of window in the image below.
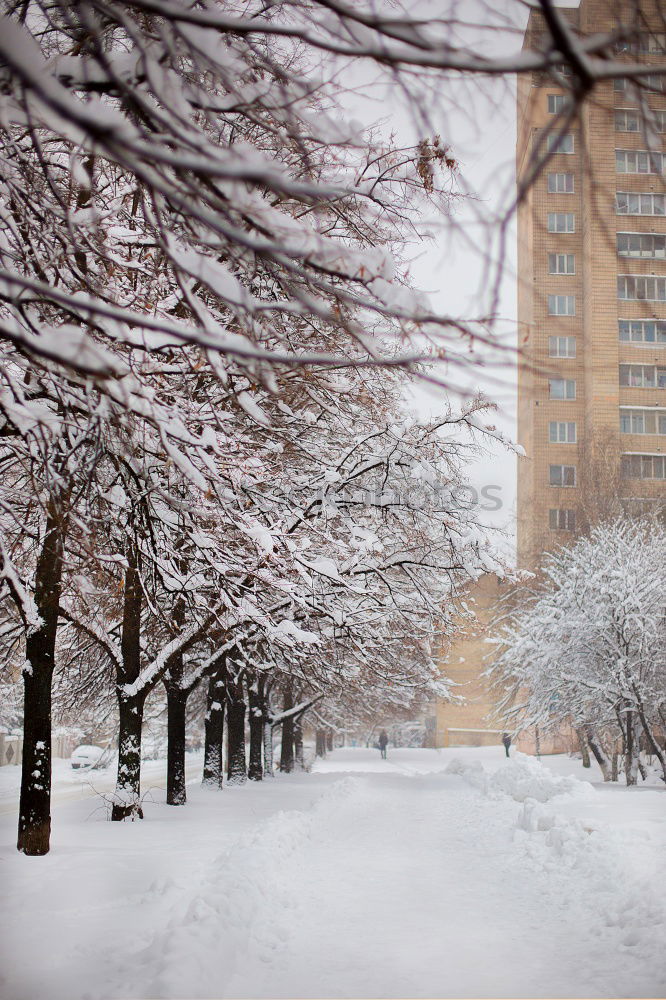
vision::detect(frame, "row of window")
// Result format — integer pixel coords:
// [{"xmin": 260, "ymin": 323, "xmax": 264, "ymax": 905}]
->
[
  {"xmin": 615, "ymin": 33, "xmax": 666, "ymax": 55},
  {"xmin": 546, "ymin": 140, "xmax": 666, "ymax": 174},
  {"xmin": 619, "ymin": 319, "xmax": 666, "ymax": 343},
  {"xmin": 546, "ymin": 412, "xmax": 666, "ymax": 439},
  {"xmin": 614, "ymin": 76, "xmax": 666, "ymax": 94},
  {"xmin": 544, "ymin": 324, "xmax": 666, "ymax": 346},
  {"xmin": 619, "ymin": 363, "xmax": 666, "ymax": 388},
  {"xmin": 544, "ymin": 323, "xmax": 666, "ymax": 350},
  {"xmin": 620, "ymin": 409, "xmax": 666, "ymax": 435},
  {"xmin": 550, "ymin": 455, "xmax": 666, "ymax": 484},
  {"xmin": 616, "ymin": 149, "xmax": 665, "ymax": 174},
  {"xmin": 621, "ymin": 454, "xmax": 666, "ymax": 479},
  {"xmin": 614, "ymin": 109, "xmax": 666, "ymax": 133},
  {"xmin": 618, "ymin": 275, "xmax": 666, "ymax": 301},
  {"xmin": 549, "ymin": 366, "xmax": 666, "ymax": 397},
  {"xmin": 617, "ymin": 232, "xmax": 666, "ymax": 258},
  {"xmin": 616, "ymin": 192, "xmax": 666, "ymax": 216}
]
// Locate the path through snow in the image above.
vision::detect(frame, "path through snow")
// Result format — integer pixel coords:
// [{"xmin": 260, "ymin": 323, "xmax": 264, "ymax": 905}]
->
[{"xmin": 1, "ymin": 748, "xmax": 664, "ymax": 999}]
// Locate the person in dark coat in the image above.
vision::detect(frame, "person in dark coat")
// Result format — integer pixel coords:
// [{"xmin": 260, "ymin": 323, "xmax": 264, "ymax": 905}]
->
[
  {"xmin": 502, "ymin": 732, "xmax": 512, "ymax": 758},
  {"xmin": 378, "ymin": 730, "xmax": 388, "ymax": 759}
]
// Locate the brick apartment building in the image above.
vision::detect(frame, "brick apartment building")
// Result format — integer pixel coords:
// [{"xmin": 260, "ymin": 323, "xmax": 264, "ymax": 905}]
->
[
  {"xmin": 517, "ymin": 0, "xmax": 666, "ymax": 567},
  {"xmin": 435, "ymin": 0, "xmax": 666, "ymax": 748}
]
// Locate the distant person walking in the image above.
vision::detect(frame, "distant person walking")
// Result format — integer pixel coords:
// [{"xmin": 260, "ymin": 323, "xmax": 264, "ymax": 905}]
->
[
  {"xmin": 502, "ymin": 733, "xmax": 512, "ymax": 758},
  {"xmin": 378, "ymin": 730, "xmax": 388, "ymax": 759}
]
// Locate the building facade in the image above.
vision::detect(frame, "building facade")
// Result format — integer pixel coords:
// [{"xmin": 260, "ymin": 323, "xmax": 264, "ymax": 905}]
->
[{"xmin": 517, "ymin": 0, "xmax": 666, "ymax": 568}]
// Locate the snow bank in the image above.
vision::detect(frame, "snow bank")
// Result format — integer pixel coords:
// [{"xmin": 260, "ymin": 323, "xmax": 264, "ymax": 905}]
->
[
  {"xmin": 96, "ymin": 778, "xmax": 361, "ymax": 999},
  {"xmin": 445, "ymin": 752, "xmax": 591, "ymax": 803},
  {"xmin": 447, "ymin": 752, "xmax": 666, "ymax": 978}
]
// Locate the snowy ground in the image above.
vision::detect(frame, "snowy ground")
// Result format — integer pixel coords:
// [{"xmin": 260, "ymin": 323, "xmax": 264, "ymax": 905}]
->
[{"xmin": 1, "ymin": 747, "xmax": 664, "ymax": 999}]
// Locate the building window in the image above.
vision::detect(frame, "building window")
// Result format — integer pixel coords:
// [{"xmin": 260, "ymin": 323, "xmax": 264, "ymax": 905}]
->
[
  {"xmin": 615, "ymin": 109, "xmax": 641, "ymax": 132},
  {"xmin": 654, "ymin": 111, "xmax": 666, "ymax": 134},
  {"xmin": 618, "ymin": 275, "xmax": 666, "ymax": 301},
  {"xmin": 621, "ymin": 454, "xmax": 666, "ymax": 479},
  {"xmin": 547, "ymin": 94, "xmax": 567, "ymax": 114},
  {"xmin": 549, "ymin": 508, "xmax": 576, "ymax": 531},
  {"xmin": 617, "ymin": 233, "xmax": 666, "ymax": 258},
  {"xmin": 549, "ymin": 421, "xmax": 576, "ymax": 443},
  {"xmin": 547, "ymin": 172, "xmax": 575, "ymax": 193},
  {"xmin": 548, "ymin": 253, "xmax": 575, "ymax": 274},
  {"xmin": 614, "ymin": 77, "xmax": 627, "ymax": 92},
  {"xmin": 616, "ymin": 192, "xmax": 666, "ymax": 216},
  {"xmin": 549, "ymin": 378, "xmax": 576, "ymax": 399},
  {"xmin": 546, "ymin": 133, "xmax": 574, "ymax": 154},
  {"xmin": 619, "ymin": 364, "xmax": 666, "ymax": 388},
  {"xmin": 620, "ymin": 409, "xmax": 666, "ymax": 434},
  {"xmin": 549, "ymin": 464, "xmax": 576, "ymax": 486},
  {"xmin": 549, "ymin": 335, "xmax": 576, "ymax": 357},
  {"xmin": 548, "ymin": 294, "xmax": 575, "ymax": 315},
  {"xmin": 547, "ymin": 212, "xmax": 575, "ymax": 233},
  {"xmin": 619, "ymin": 319, "xmax": 666, "ymax": 344},
  {"xmin": 616, "ymin": 149, "xmax": 664, "ymax": 174}
]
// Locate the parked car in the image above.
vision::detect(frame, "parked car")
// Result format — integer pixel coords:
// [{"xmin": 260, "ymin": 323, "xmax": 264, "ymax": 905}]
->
[{"xmin": 70, "ymin": 744, "xmax": 106, "ymax": 769}]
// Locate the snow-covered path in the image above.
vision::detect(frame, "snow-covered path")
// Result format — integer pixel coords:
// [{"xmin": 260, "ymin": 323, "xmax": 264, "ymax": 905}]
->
[{"xmin": 1, "ymin": 748, "xmax": 665, "ymax": 999}]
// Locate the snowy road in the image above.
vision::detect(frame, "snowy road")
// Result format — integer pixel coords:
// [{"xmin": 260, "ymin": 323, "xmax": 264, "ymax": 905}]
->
[{"xmin": 1, "ymin": 748, "xmax": 665, "ymax": 999}]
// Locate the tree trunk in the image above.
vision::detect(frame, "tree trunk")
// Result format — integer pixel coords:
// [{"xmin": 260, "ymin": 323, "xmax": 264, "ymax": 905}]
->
[
  {"xmin": 326, "ymin": 730, "xmax": 333, "ymax": 752},
  {"xmin": 165, "ymin": 683, "xmax": 188, "ymax": 805},
  {"xmin": 612, "ymin": 752, "xmax": 619, "ymax": 782},
  {"xmin": 279, "ymin": 685, "xmax": 294, "ymax": 773},
  {"xmin": 164, "ymin": 585, "xmax": 189, "ymax": 806},
  {"xmin": 247, "ymin": 676, "xmax": 263, "ymax": 781},
  {"xmin": 112, "ymin": 543, "xmax": 145, "ymax": 821},
  {"xmin": 634, "ymin": 702, "xmax": 666, "ymax": 784},
  {"xmin": 583, "ymin": 725, "xmax": 612, "ymax": 782},
  {"xmin": 576, "ymin": 728, "xmax": 591, "ymax": 768},
  {"xmin": 226, "ymin": 674, "xmax": 247, "ymax": 785},
  {"xmin": 263, "ymin": 720, "xmax": 274, "ymax": 776},
  {"xmin": 624, "ymin": 711, "xmax": 642, "ymax": 786},
  {"xmin": 17, "ymin": 510, "xmax": 65, "ymax": 856},
  {"xmin": 294, "ymin": 717, "xmax": 304, "ymax": 770},
  {"xmin": 203, "ymin": 666, "xmax": 225, "ymax": 788},
  {"xmin": 112, "ymin": 690, "xmax": 146, "ymax": 821},
  {"xmin": 315, "ymin": 729, "xmax": 327, "ymax": 758}
]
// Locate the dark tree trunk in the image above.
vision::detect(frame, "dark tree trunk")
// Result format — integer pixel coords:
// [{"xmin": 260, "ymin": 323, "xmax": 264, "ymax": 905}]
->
[
  {"xmin": 164, "ymin": 586, "xmax": 189, "ymax": 807},
  {"xmin": 576, "ymin": 728, "xmax": 591, "ymax": 768},
  {"xmin": 112, "ymin": 543, "xmax": 145, "ymax": 821},
  {"xmin": 226, "ymin": 674, "xmax": 247, "ymax": 785},
  {"xmin": 584, "ymin": 724, "xmax": 612, "ymax": 782},
  {"xmin": 624, "ymin": 710, "xmax": 641, "ymax": 786},
  {"xmin": 326, "ymin": 730, "xmax": 333, "ymax": 752},
  {"xmin": 17, "ymin": 510, "xmax": 65, "ymax": 856},
  {"xmin": 203, "ymin": 665, "xmax": 226, "ymax": 788},
  {"xmin": 165, "ymin": 682, "xmax": 188, "ymax": 806},
  {"xmin": 112, "ymin": 690, "xmax": 146, "ymax": 821},
  {"xmin": 315, "ymin": 729, "xmax": 327, "ymax": 758},
  {"xmin": 279, "ymin": 685, "xmax": 294, "ymax": 773},
  {"xmin": 634, "ymin": 699, "xmax": 666, "ymax": 784},
  {"xmin": 247, "ymin": 676, "xmax": 263, "ymax": 781},
  {"xmin": 294, "ymin": 717, "xmax": 304, "ymax": 770}
]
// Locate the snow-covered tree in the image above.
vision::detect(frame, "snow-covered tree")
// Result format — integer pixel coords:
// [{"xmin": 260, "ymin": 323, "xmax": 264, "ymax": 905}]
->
[{"xmin": 491, "ymin": 519, "xmax": 666, "ymax": 785}]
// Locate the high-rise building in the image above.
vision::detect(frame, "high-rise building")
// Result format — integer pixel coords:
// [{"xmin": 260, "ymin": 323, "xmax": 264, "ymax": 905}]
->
[{"xmin": 517, "ymin": 0, "xmax": 666, "ymax": 569}]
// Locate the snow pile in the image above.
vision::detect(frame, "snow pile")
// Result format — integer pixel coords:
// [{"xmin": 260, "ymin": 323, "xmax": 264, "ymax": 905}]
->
[
  {"xmin": 490, "ymin": 753, "xmax": 591, "ymax": 803},
  {"xmin": 444, "ymin": 757, "xmax": 489, "ymax": 793},
  {"xmin": 96, "ymin": 778, "xmax": 361, "ymax": 999},
  {"xmin": 446, "ymin": 752, "xmax": 591, "ymax": 803},
  {"xmin": 446, "ymin": 752, "xmax": 666, "ymax": 977}
]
